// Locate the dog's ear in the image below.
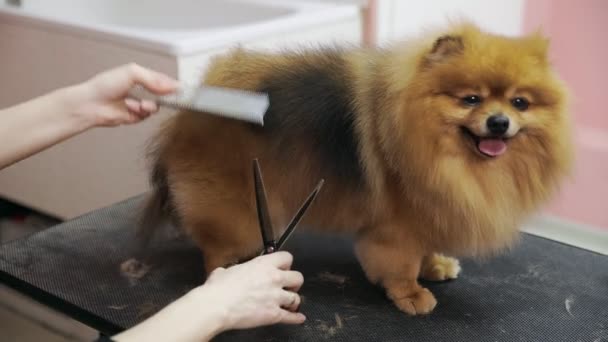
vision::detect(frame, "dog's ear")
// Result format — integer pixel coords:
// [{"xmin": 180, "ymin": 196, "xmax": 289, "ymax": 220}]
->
[
  {"xmin": 525, "ymin": 31, "xmax": 550, "ymax": 63},
  {"xmin": 425, "ymin": 35, "xmax": 464, "ymax": 64}
]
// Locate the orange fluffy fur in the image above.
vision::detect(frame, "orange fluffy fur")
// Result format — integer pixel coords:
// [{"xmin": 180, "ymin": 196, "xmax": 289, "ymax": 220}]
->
[{"xmin": 141, "ymin": 22, "xmax": 573, "ymax": 315}]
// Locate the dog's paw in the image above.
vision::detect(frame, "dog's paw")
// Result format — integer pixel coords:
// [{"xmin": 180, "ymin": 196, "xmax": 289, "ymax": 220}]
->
[
  {"xmin": 390, "ymin": 287, "xmax": 437, "ymax": 315},
  {"xmin": 420, "ymin": 253, "xmax": 461, "ymax": 281}
]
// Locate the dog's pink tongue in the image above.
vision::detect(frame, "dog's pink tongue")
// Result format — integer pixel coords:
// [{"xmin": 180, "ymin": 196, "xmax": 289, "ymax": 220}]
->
[{"xmin": 478, "ymin": 138, "xmax": 507, "ymax": 157}]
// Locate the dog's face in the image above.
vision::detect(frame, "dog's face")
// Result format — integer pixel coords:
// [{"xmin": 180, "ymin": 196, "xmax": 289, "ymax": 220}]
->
[
  {"xmin": 383, "ymin": 24, "xmax": 573, "ymax": 255},
  {"xmin": 450, "ymin": 83, "xmax": 555, "ymax": 159},
  {"xmin": 407, "ymin": 25, "xmax": 569, "ymax": 163}
]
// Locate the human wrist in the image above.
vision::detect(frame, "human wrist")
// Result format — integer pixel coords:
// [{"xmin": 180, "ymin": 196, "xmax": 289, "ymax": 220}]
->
[
  {"xmin": 112, "ymin": 287, "xmax": 228, "ymax": 342},
  {"xmin": 52, "ymin": 83, "xmax": 99, "ymax": 131},
  {"xmin": 188, "ymin": 284, "xmax": 232, "ymax": 336}
]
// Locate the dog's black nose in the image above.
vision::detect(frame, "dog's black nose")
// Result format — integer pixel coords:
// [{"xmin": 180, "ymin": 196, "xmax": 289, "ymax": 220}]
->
[{"xmin": 487, "ymin": 114, "xmax": 510, "ymax": 135}]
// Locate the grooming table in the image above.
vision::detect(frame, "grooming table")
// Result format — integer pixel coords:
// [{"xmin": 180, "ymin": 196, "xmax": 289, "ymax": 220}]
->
[{"xmin": 0, "ymin": 196, "xmax": 606, "ymax": 342}]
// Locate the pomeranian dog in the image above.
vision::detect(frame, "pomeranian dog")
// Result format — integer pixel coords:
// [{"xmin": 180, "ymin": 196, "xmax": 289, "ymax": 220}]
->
[{"xmin": 140, "ymin": 22, "xmax": 573, "ymax": 315}]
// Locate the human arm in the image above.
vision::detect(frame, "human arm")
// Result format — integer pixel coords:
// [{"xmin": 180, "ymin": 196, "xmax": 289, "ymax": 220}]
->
[{"xmin": 0, "ymin": 63, "xmax": 178, "ymax": 169}]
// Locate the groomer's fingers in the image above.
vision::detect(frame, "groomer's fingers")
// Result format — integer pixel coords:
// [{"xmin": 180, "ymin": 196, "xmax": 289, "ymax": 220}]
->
[
  {"xmin": 277, "ymin": 309, "xmax": 306, "ymax": 325},
  {"xmin": 124, "ymin": 98, "xmax": 158, "ymax": 118},
  {"xmin": 125, "ymin": 63, "xmax": 178, "ymax": 94},
  {"xmin": 97, "ymin": 101, "xmax": 146, "ymax": 126},
  {"xmin": 125, "ymin": 98, "xmax": 142, "ymax": 114},
  {"xmin": 140, "ymin": 99, "xmax": 159, "ymax": 113},
  {"xmin": 259, "ymin": 251, "xmax": 294, "ymax": 270},
  {"xmin": 280, "ymin": 270, "xmax": 304, "ymax": 291},
  {"xmin": 277, "ymin": 290, "xmax": 299, "ymax": 306},
  {"xmin": 278, "ymin": 290, "xmax": 301, "ymax": 312},
  {"xmin": 124, "ymin": 100, "xmax": 150, "ymax": 121}
]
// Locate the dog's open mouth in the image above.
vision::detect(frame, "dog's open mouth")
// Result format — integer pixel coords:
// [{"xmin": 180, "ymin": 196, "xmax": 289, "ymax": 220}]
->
[{"xmin": 460, "ymin": 127, "xmax": 508, "ymax": 158}]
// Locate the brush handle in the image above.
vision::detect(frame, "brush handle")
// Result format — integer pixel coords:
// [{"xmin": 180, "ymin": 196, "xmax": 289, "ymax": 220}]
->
[{"xmin": 126, "ymin": 84, "xmax": 192, "ymax": 110}]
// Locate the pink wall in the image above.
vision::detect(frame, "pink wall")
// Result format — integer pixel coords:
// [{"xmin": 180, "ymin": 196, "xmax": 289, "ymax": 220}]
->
[{"xmin": 523, "ymin": 0, "xmax": 608, "ymax": 229}]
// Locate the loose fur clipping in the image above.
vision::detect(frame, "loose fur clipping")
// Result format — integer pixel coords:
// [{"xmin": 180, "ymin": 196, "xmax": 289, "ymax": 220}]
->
[{"xmin": 138, "ymin": 22, "xmax": 573, "ymax": 315}]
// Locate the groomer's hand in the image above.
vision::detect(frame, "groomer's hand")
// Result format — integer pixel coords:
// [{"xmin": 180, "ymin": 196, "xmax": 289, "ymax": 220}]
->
[
  {"xmin": 113, "ymin": 251, "xmax": 305, "ymax": 342},
  {"xmin": 203, "ymin": 251, "xmax": 306, "ymax": 330},
  {"xmin": 69, "ymin": 63, "xmax": 178, "ymax": 127}
]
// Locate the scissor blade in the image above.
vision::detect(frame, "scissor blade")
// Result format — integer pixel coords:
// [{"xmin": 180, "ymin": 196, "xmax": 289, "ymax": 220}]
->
[
  {"xmin": 276, "ymin": 179, "xmax": 325, "ymax": 250},
  {"xmin": 253, "ymin": 159, "xmax": 274, "ymax": 249}
]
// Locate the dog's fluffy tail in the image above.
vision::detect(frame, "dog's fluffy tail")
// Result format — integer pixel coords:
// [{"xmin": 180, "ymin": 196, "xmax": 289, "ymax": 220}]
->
[{"xmin": 137, "ymin": 162, "xmax": 173, "ymax": 245}]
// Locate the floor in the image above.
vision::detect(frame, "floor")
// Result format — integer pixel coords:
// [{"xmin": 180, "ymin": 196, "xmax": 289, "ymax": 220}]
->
[
  {"xmin": 0, "ymin": 305, "xmax": 71, "ymax": 342},
  {"xmin": 0, "ymin": 283, "xmax": 97, "ymax": 342}
]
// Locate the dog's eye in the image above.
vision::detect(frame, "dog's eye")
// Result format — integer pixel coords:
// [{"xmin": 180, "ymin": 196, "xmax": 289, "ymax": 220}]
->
[
  {"xmin": 461, "ymin": 95, "xmax": 482, "ymax": 107},
  {"xmin": 511, "ymin": 97, "xmax": 530, "ymax": 111}
]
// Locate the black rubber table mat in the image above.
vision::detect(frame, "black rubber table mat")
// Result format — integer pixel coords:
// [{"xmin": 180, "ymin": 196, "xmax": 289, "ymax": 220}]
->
[{"xmin": 0, "ymin": 195, "xmax": 606, "ymax": 341}]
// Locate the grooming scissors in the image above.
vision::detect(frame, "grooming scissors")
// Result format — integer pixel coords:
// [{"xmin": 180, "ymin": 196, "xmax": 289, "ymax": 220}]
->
[{"xmin": 253, "ymin": 159, "xmax": 324, "ymax": 255}]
